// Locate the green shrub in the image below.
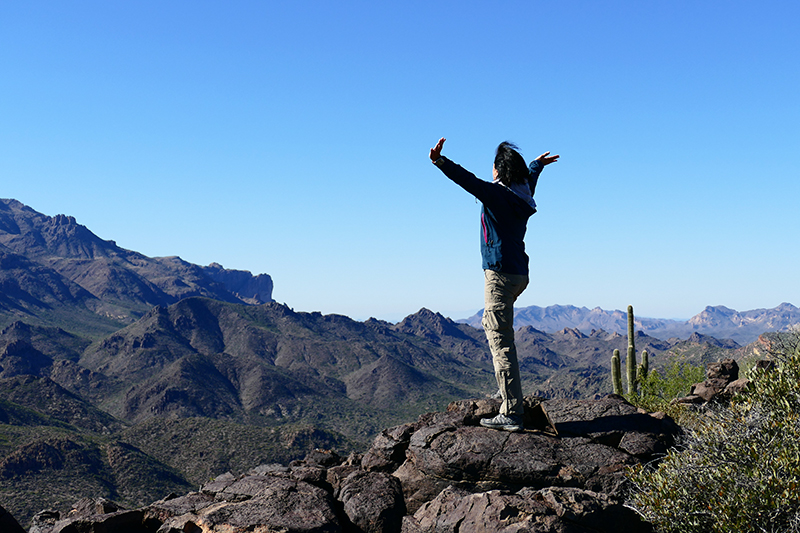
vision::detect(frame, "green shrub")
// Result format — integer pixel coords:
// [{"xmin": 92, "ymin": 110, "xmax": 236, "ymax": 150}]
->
[
  {"xmin": 628, "ymin": 332, "xmax": 800, "ymax": 533},
  {"xmin": 626, "ymin": 359, "xmax": 705, "ymax": 424}
]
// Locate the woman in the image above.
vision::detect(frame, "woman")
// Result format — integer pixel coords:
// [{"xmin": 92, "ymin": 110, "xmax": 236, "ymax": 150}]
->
[{"xmin": 430, "ymin": 137, "xmax": 559, "ymax": 431}]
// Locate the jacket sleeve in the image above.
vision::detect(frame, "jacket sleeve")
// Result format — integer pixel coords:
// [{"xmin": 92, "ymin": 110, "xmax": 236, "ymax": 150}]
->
[
  {"xmin": 528, "ymin": 160, "xmax": 543, "ymax": 197},
  {"xmin": 433, "ymin": 157, "xmax": 497, "ymax": 205}
]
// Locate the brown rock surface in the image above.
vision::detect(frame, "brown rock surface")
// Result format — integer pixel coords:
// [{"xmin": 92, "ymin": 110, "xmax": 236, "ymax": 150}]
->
[
  {"xmin": 22, "ymin": 395, "xmax": 675, "ymax": 533},
  {"xmin": 388, "ymin": 396, "xmax": 678, "ymax": 514}
]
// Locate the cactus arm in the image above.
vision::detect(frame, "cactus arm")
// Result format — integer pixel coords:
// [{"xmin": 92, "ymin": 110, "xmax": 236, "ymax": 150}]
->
[{"xmin": 612, "ymin": 349, "xmax": 623, "ymax": 395}]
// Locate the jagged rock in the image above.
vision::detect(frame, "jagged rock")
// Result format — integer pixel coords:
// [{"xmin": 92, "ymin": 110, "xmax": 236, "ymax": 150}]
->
[
  {"xmin": 676, "ymin": 358, "xmax": 755, "ymax": 404},
  {"xmin": 158, "ymin": 474, "xmax": 342, "ymax": 532},
  {"xmin": 339, "ymin": 471, "xmax": 406, "ymax": 533},
  {"xmin": 724, "ymin": 377, "xmax": 750, "ymax": 396},
  {"xmin": 389, "ymin": 395, "xmax": 679, "ymax": 513},
  {"xmin": 29, "ymin": 510, "xmax": 60, "ymax": 533},
  {"xmin": 706, "ymin": 359, "xmax": 738, "ymax": 381},
  {"xmin": 295, "ymin": 448, "xmax": 343, "ymax": 467},
  {"xmin": 52, "ymin": 508, "xmax": 147, "ymax": 533},
  {"xmin": 145, "ymin": 492, "xmax": 216, "ymax": 525},
  {"xmin": 327, "ymin": 463, "xmax": 363, "ymax": 498},
  {"xmin": 401, "ymin": 485, "xmax": 652, "ymax": 533},
  {"xmin": 68, "ymin": 497, "xmax": 122, "ymax": 517},
  {"xmin": 26, "ymin": 498, "xmax": 153, "ymax": 533},
  {"xmin": 199, "ymin": 471, "xmax": 236, "ymax": 494},
  {"xmin": 361, "ymin": 421, "xmax": 424, "ymax": 473}
]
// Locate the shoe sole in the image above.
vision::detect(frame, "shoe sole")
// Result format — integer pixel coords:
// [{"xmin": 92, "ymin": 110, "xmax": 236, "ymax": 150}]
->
[{"xmin": 479, "ymin": 421, "xmax": 523, "ymax": 432}]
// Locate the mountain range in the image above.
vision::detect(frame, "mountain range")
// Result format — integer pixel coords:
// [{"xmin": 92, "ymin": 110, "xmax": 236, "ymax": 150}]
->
[
  {"xmin": 0, "ymin": 198, "xmax": 273, "ymax": 337},
  {"xmin": 0, "ymin": 198, "xmax": 792, "ymax": 526},
  {"xmin": 461, "ymin": 302, "xmax": 800, "ymax": 345}
]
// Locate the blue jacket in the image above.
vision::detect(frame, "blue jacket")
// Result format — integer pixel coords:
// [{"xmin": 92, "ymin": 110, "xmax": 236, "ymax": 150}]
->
[{"xmin": 435, "ymin": 157, "xmax": 543, "ymax": 276}]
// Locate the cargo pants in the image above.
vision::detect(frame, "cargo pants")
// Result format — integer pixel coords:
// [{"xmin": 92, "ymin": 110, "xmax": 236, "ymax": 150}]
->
[{"xmin": 482, "ymin": 269, "xmax": 528, "ymax": 416}]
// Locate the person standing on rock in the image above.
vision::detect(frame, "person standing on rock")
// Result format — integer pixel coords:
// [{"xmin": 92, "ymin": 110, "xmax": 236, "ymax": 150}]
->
[{"xmin": 429, "ymin": 137, "xmax": 559, "ymax": 432}]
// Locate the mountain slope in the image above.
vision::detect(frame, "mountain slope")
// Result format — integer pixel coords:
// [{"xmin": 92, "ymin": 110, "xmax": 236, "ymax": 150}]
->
[
  {"xmin": 77, "ymin": 299, "xmax": 488, "ymax": 434},
  {"xmin": 0, "ymin": 199, "xmax": 273, "ymax": 331}
]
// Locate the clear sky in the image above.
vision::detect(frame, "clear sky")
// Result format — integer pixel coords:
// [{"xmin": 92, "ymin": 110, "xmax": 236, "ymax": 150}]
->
[{"xmin": 2, "ymin": 1, "xmax": 798, "ymax": 322}]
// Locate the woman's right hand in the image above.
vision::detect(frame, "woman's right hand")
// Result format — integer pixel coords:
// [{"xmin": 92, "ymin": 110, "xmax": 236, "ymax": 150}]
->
[{"xmin": 429, "ymin": 137, "xmax": 446, "ymax": 161}]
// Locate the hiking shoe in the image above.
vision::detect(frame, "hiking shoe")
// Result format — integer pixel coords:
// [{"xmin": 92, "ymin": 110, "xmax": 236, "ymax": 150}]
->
[{"xmin": 480, "ymin": 413, "xmax": 523, "ymax": 432}]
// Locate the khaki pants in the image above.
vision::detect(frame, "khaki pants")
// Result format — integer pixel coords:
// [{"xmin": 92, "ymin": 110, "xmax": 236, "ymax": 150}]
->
[{"xmin": 482, "ymin": 270, "xmax": 529, "ymax": 416}]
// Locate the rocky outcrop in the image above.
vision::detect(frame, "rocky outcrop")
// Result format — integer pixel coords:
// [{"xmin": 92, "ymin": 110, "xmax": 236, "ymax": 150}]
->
[
  {"xmin": 201, "ymin": 262, "xmax": 274, "ymax": 304},
  {"xmin": 22, "ymin": 395, "xmax": 676, "ymax": 532},
  {"xmin": 403, "ymin": 486, "xmax": 647, "ymax": 533},
  {"xmin": 673, "ymin": 358, "xmax": 758, "ymax": 405},
  {"xmin": 375, "ymin": 396, "xmax": 676, "ymax": 521}
]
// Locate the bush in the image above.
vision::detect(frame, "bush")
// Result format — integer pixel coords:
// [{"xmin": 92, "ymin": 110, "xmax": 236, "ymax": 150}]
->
[
  {"xmin": 627, "ymin": 359, "xmax": 705, "ymax": 424},
  {"xmin": 627, "ymin": 332, "xmax": 800, "ymax": 533}
]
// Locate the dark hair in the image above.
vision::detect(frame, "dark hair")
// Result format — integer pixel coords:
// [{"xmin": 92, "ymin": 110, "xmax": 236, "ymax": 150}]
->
[{"xmin": 493, "ymin": 141, "xmax": 528, "ymax": 186}]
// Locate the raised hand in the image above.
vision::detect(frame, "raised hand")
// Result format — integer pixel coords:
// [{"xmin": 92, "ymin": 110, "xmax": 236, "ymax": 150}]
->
[
  {"xmin": 535, "ymin": 151, "xmax": 559, "ymax": 166},
  {"xmin": 429, "ymin": 137, "xmax": 446, "ymax": 161}
]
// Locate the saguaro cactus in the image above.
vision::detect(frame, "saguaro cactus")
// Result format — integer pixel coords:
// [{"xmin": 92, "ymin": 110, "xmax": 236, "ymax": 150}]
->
[
  {"xmin": 638, "ymin": 349, "xmax": 649, "ymax": 384},
  {"xmin": 626, "ymin": 305, "xmax": 637, "ymax": 395},
  {"xmin": 611, "ymin": 349, "xmax": 623, "ymax": 395}
]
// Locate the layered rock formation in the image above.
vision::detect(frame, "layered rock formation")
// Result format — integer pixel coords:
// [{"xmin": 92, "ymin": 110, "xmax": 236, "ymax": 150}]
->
[{"xmin": 25, "ymin": 395, "xmax": 678, "ymax": 532}]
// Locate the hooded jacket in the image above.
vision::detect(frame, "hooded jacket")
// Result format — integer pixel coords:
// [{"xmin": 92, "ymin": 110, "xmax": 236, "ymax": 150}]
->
[{"xmin": 434, "ymin": 157, "xmax": 543, "ymax": 276}]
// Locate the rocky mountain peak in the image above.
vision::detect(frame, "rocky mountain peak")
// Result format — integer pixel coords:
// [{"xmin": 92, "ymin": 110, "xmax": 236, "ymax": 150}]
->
[
  {"xmin": 393, "ymin": 307, "xmax": 470, "ymax": 341},
  {"xmin": 557, "ymin": 327, "xmax": 586, "ymax": 339},
  {"xmin": 0, "ymin": 199, "xmax": 274, "ymax": 327}
]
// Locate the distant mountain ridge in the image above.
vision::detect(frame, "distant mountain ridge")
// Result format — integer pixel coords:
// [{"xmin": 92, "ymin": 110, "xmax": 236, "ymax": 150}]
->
[
  {"xmin": 461, "ymin": 303, "xmax": 800, "ymax": 345},
  {"xmin": 0, "ymin": 198, "xmax": 273, "ymax": 334}
]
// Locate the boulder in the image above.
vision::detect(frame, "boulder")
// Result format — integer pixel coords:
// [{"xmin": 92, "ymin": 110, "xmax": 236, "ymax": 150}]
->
[
  {"xmin": 706, "ymin": 359, "xmax": 738, "ymax": 381},
  {"xmin": 401, "ymin": 485, "xmax": 652, "ymax": 533},
  {"xmin": 361, "ymin": 421, "xmax": 419, "ymax": 473},
  {"xmin": 52, "ymin": 506, "xmax": 147, "ymax": 533},
  {"xmin": 29, "ymin": 510, "xmax": 60, "ymax": 533},
  {"xmin": 691, "ymin": 378, "xmax": 733, "ymax": 402},
  {"xmin": 390, "ymin": 395, "xmax": 679, "ymax": 513},
  {"xmin": 724, "ymin": 377, "xmax": 750, "ymax": 396},
  {"xmin": 676, "ymin": 358, "xmax": 756, "ymax": 404},
  {"xmin": 339, "ymin": 471, "xmax": 406, "ymax": 533},
  {"xmin": 158, "ymin": 474, "xmax": 342, "ymax": 532}
]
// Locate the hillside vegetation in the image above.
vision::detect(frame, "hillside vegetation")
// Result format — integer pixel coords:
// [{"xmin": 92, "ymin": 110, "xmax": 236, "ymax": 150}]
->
[{"xmin": 630, "ymin": 331, "xmax": 800, "ymax": 532}]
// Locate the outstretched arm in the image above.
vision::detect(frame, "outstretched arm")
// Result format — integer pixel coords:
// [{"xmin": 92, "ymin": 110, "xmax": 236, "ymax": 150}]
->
[
  {"xmin": 429, "ymin": 139, "xmax": 498, "ymax": 205},
  {"xmin": 429, "ymin": 137, "xmax": 446, "ymax": 161}
]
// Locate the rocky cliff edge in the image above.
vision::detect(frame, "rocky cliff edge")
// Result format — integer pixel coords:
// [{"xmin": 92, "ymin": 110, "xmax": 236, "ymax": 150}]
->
[{"xmin": 21, "ymin": 395, "xmax": 678, "ymax": 533}]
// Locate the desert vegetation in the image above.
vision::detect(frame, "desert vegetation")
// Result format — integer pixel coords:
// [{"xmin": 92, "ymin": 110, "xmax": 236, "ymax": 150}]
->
[{"xmin": 628, "ymin": 330, "xmax": 800, "ymax": 532}]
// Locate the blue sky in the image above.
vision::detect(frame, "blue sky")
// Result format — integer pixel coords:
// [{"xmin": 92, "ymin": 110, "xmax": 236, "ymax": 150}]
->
[{"xmin": 2, "ymin": 1, "xmax": 798, "ymax": 322}]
